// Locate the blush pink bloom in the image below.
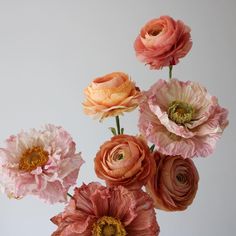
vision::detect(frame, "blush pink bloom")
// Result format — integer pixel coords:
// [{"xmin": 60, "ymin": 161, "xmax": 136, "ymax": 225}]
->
[
  {"xmin": 94, "ymin": 134, "xmax": 156, "ymax": 190},
  {"xmin": 134, "ymin": 15, "xmax": 192, "ymax": 69},
  {"xmin": 139, "ymin": 79, "xmax": 229, "ymax": 158},
  {"xmin": 146, "ymin": 152, "xmax": 199, "ymax": 211},
  {"xmin": 0, "ymin": 124, "xmax": 84, "ymax": 204},
  {"xmin": 51, "ymin": 182, "xmax": 159, "ymax": 236}
]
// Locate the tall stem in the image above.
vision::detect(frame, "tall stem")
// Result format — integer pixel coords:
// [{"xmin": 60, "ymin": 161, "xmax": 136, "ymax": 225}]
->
[
  {"xmin": 169, "ymin": 65, "xmax": 173, "ymax": 79},
  {"xmin": 115, "ymin": 116, "xmax": 121, "ymax": 135}
]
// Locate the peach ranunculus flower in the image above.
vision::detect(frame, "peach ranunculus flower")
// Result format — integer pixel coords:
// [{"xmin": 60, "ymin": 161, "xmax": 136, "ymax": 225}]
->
[
  {"xmin": 51, "ymin": 182, "xmax": 160, "ymax": 236},
  {"xmin": 0, "ymin": 124, "xmax": 84, "ymax": 204},
  {"xmin": 146, "ymin": 152, "xmax": 199, "ymax": 211},
  {"xmin": 139, "ymin": 79, "xmax": 229, "ymax": 158},
  {"xmin": 134, "ymin": 15, "xmax": 192, "ymax": 69},
  {"xmin": 83, "ymin": 72, "xmax": 141, "ymax": 120},
  {"xmin": 94, "ymin": 134, "xmax": 156, "ymax": 190}
]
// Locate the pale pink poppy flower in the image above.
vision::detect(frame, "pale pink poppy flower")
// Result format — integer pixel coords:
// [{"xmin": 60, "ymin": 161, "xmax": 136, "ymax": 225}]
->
[
  {"xmin": 139, "ymin": 79, "xmax": 228, "ymax": 158},
  {"xmin": 0, "ymin": 124, "xmax": 84, "ymax": 204},
  {"xmin": 134, "ymin": 15, "xmax": 192, "ymax": 69},
  {"xmin": 51, "ymin": 182, "xmax": 160, "ymax": 236}
]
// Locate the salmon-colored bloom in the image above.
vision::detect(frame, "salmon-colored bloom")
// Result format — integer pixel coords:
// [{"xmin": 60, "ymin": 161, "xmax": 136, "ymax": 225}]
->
[
  {"xmin": 134, "ymin": 15, "xmax": 192, "ymax": 69},
  {"xmin": 0, "ymin": 124, "xmax": 84, "ymax": 204},
  {"xmin": 83, "ymin": 72, "xmax": 141, "ymax": 120},
  {"xmin": 51, "ymin": 182, "xmax": 159, "ymax": 236},
  {"xmin": 146, "ymin": 152, "xmax": 199, "ymax": 211},
  {"xmin": 94, "ymin": 134, "xmax": 155, "ymax": 190},
  {"xmin": 139, "ymin": 79, "xmax": 229, "ymax": 158}
]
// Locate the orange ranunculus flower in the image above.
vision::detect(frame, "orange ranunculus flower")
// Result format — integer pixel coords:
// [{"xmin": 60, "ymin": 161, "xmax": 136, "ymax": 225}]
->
[
  {"xmin": 146, "ymin": 152, "xmax": 199, "ymax": 211},
  {"xmin": 83, "ymin": 72, "xmax": 141, "ymax": 120},
  {"xmin": 94, "ymin": 134, "xmax": 156, "ymax": 190}
]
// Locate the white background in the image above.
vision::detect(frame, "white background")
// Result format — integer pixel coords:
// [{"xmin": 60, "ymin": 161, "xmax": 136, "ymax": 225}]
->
[{"xmin": 0, "ymin": 0, "xmax": 235, "ymax": 235}]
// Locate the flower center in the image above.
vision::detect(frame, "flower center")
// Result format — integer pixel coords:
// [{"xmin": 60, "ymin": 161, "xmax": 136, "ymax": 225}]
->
[
  {"xmin": 168, "ymin": 100, "xmax": 194, "ymax": 125},
  {"xmin": 92, "ymin": 216, "xmax": 126, "ymax": 236},
  {"xmin": 176, "ymin": 173, "xmax": 187, "ymax": 184},
  {"xmin": 19, "ymin": 146, "xmax": 49, "ymax": 172},
  {"xmin": 148, "ymin": 29, "xmax": 161, "ymax": 36},
  {"xmin": 117, "ymin": 153, "xmax": 124, "ymax": 160}
]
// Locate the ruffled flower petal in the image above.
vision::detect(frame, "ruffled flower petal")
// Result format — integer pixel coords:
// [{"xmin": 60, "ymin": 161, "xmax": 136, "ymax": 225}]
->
[
  {"xmin": 139, "ymin": 79, "xmax": 228, "ymax": 158},
  {"xmin": 0, "ymin": 124, "xmax": 84, "ymax": 204}
]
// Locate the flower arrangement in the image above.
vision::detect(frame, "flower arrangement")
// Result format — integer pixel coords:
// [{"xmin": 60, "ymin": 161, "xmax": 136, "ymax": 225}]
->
[{"xmin": 0, "ymin": 15, "xmax": 228, "ymax": 235}]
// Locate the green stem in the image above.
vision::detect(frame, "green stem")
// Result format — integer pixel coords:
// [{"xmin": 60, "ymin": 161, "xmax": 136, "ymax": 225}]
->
[
  {"xmin": 67, "ymin": 192, "xmax": 74, "ymax": 199},
  {"xmin": 169, "ymin": 65, "xmax": 173, "ymax": 79},
  {"xmin": 115, "ymin": 116, "xmax": 121, "ymax": 135},
  {"xmin": 150, "ymin": 144, "xmax": 155, "ymax": 152}
]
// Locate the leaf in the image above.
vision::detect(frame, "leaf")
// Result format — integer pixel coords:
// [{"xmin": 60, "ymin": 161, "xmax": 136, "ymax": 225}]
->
[{"xmin": 109, "ymin": 127, "xmax": 117, "ymax": 136}]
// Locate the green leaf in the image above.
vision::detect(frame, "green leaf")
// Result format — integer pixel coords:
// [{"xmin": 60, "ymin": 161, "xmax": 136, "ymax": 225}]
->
[{"xmin": 109, "ymin": 127, "xmax": 117, "ymax": 136}]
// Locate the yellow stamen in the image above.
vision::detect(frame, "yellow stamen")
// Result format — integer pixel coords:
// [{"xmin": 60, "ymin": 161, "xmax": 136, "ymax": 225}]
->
[
  {"xmin": 19, "ymin": 146, "xmax": 49, "ymax": 172},
  {"xmin": 168, "ymin": 100, "xmax": 194, "ymax": 125},
  {"xmin": 92, "ymin": 216, "xmax": 127, "ymax": 236}
]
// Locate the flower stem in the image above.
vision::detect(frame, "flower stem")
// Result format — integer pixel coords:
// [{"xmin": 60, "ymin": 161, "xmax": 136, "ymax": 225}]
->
[
  {"xmin": 67, "ymin": 192, "xmax": 74, "ymax": 199},
  {"xmin": 150, "ymin": 144, "xmax": 155, "ymax": 152},
  {"xmin": 115, "ymin": 116, "xmax": 121, "ymax": 135},
  {"xmin": 169, "ymin": 65, "xmax": 173, "ymax": 79}
]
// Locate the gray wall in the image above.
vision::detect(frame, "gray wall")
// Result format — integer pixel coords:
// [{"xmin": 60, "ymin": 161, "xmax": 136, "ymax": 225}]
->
[{"xmin": 0, "ymin": 0, "xmax": 235, "ymax": 235}]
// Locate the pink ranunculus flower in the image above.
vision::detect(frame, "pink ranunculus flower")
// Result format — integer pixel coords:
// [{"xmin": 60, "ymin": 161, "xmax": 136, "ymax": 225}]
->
[
  {"xmin": 146, "ymin": 152, "xmax": 199, "ymax": 211},
  {"xmin": 139, "ymin": 79, "xmax": 229, "ymax": 158},
  {"xmin": 51, "ymin": 182, "xmax": 160, "ymax": 236},
  {"xmin": 134, "ymin": 15, "xmax": 192, "ymax": 69},
  {"xmin": 0, "ymin": 124, "xmax": 84, "ymax": 204}
]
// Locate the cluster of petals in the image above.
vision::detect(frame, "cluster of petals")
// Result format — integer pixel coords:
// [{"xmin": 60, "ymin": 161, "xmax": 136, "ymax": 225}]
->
[
  {"xmin": 134, "ymin": 15, "xmax": 192, "ymax": 69},
  {"xmin": 94, "ymin": 134, "xmax": 156, "ymax": 190},
  {"xmin": 139, "ymin": 78, "xmax": 229, "ymax": 158},
  {"xmin": 83, "ymin": 72, "xmax": 142, "ymax": 120},
  {"xmin": 51, "ymin": 182, "xmax": 159, "ymax": 236},
  {"xmin": 146, "ymin": 152, "xmax": 199, "ymax": 211},
  {"xmin": 0, "ymin": 124, "xmax": 84, "ymax": 204}
]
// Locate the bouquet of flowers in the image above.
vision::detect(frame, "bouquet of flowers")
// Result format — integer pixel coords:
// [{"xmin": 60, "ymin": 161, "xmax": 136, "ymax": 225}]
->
[{"xmin": 0, "ymin": 15, "xmax": 228, "ymax": 236}]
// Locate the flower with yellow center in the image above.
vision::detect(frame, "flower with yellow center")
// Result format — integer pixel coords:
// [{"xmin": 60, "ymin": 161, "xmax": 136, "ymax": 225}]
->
[
  {"xmin": 139, "ymin": 78, "xmax": 229, "ymax": 158},
  {"xmin": 92, "ymin": 216, "xmax": 126, "ymax": 236},
  {"xmin": 51, "ymin": 183, "xmax": 160, "ymax": 235},
  {"xmin": 0, "ymin": 124, "xmax": 84, "ymax": 204},
  {"xmin": 19, "ymin": 146, "xmax": 49, "ymax": 172}
]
